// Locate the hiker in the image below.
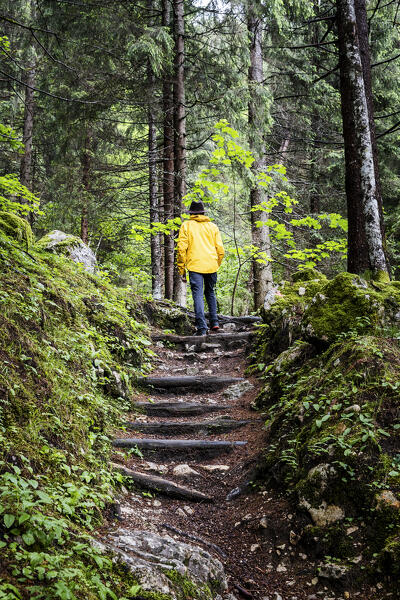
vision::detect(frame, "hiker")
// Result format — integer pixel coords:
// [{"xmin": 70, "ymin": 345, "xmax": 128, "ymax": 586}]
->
[{"xmin": 177, "ymin": 200, "xmax": 225, "ymax": 336}]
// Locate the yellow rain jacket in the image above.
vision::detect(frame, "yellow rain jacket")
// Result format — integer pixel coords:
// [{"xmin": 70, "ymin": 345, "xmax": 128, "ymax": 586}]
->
[{"xmin": 177, "ymin": 215, "xmax": 225, "ymax": 276}]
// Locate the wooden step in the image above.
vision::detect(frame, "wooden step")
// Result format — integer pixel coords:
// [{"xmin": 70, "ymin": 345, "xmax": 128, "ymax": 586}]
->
[
  {"xmin": 137, "ymin": 375, "xmax": 243, "ymax": 391},
  {"xmin": 152, "ymin": 331, "xmax": 253, "ymax": 346},
  {"xmin": 133, "ymin": 401, "xmax": 230, "ymax": 417},
  {"xmin": 112, "ymin": 438, "xmax": 247, "ymax": 452},
  {"xmin": 112, "ymin": 463, "xmax": 212, "ymax": 502},
  {"xmin": 124, "ymin": 417, "xmax": 253, "ymax": 435}
]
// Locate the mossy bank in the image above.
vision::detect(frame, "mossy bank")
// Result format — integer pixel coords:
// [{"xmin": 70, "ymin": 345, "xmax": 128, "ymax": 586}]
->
[
  {"xmin": 0, "ymin": 218, "xmax": 159, "ymax": 600},
  {"xmin": 254, "ymin": 270, "xmax": 400, "ymax": 589}
]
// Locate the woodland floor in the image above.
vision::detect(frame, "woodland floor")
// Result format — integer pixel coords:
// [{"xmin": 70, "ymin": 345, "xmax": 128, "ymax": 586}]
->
[{"xmin": 102, "ymin": 323, "xmax": 394, "ymax": 600}]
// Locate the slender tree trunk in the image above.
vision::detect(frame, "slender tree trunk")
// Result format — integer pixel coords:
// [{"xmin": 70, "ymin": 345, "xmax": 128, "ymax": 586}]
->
[
  {"xmin": 80, "ymin": 129, "xmax": 91, "ymax": 244},
  {"xmin": 162, "ymin": 0, "xmax": 175, "ymax": 299},
  {"xmin": 148, "ymin": 78, "xmax": 163, "ymax": 299},
  {"xmin": 336, "ymin": 0, "xmax": 389, "ymax": 281},
  {"xmin": 354, "ymin": 0, "xmax": 388, "ymax": 266},
  {"xmin": 247, "ymin": 5, "xmax": 273, "ymax": 310},
  {"xmin": 19, "ymin": 65, "xmax": 35, "ymax": 191},
  {"xmin": 172, "ymin": 0, "xmax": 187, "ymax": 306}
]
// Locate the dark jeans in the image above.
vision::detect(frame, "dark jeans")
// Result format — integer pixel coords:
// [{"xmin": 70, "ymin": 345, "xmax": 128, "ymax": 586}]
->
[{"xmin": 188, "ymin": 271, "xmax": 218, "ymax": 332}]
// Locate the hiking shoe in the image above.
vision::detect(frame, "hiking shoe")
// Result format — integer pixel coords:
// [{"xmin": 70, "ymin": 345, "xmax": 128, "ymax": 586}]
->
[
  {"xmin": 195, "ymin": 329, "xmax": 207, "ymax": 336},
  {"xmin": 210, "ymin": 325, "xmax": 220, "ymax": 332}
]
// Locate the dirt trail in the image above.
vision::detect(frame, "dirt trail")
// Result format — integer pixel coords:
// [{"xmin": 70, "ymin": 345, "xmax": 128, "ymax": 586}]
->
[{"xmin": 107, "ymin": 322, "xmax": 377, "ymax": 600}]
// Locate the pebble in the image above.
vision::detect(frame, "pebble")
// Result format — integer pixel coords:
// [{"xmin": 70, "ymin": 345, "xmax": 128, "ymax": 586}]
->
[
  {"xmin": 299, "ymin": 552, "xmax": 308, "ymax": 560},
  {"xmin": 183, "ymin": 505, "xmax": 193, "ymax": 515},
  {"xmin": 311, "ymin": 577, "xmax": 318, "ymax": 585},
  {"xmin": 250, "ymin": 544, "xmax": 260, "ymax": 552},
  {"xmin": 172, "ymin": 464, "xmax": 200, "ymax": 477},
  {"xmin": 276, "ymin": 564, "xmax": 287, "ymax": 573},
  {"xmin": 307, "ymin": 595, "xmax": 318, "ymax": 600},
  {"xmin": 274, "ymin": 594, "xmax": 283, "ymax": 600},
  {"xmin": 201, "ymin": 464, "xmax": 230, "ymax": 472},
  {"xmin": 259, "ymin": 516, "xmax": 268, "ymax": 528},
  {"xmin": 176, "ymin": 508, "xmax": 187, "ymax": 518},
  {"xmin": 152, "ymin": 500, "xmax": 161, "ymax": 507}
]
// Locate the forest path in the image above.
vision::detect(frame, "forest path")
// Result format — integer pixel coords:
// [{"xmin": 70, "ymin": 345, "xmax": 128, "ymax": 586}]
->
[{"xmin": 105, "ymin": 321, "xmax": 344, "ymax": 600}]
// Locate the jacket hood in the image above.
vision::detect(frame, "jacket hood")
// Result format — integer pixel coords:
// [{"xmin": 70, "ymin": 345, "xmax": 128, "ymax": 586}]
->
[{"xmin": 190, "ymin": 215, "xmax": 210, "ymax": 223}]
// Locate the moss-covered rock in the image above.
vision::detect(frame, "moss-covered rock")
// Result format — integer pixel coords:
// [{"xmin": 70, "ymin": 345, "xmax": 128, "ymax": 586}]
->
[
  {"xmin": 0, "ymin": 210, "xmax": 34, "ymax": 249},
  {"xmin": 36, "ymin": 229, "xmax": 97, "ymax": 272},
  {"xmin": 292, "ymin": 268, "xmax": 327, "ymax": 283},
  {"xmin": 302, "ymin": 272, "xmax": 400, "ymax": 343}
]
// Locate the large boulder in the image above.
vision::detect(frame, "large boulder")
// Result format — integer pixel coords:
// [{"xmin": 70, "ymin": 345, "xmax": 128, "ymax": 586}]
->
[
  {"xmin": 302, "ymin": 272, "xmax": 400, "ymax": 344},
  {"xmin": 0, "ymin": 211, "xmax": 34, "ymax": 249},
  {"xmin": 36, "ymin": 230, "xmax": 97, "ymax": 273}
]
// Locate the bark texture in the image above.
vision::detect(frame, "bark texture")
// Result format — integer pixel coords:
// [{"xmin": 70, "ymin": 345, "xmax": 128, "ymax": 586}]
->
[
  {"xmin": 162, "ymin": 0, "xmax": 175, "ymax": 299},
  {"xmin": 172, "ymin": 0, "xmax": 187, "ymax": 306},
  {"xmin": 19, "ymin": 65, "xmax": 36, "ymax": 192},
  {"xmin": 247, "ymin": 6, "xmax": 273, "ymax": 309},
  {"xmin": 337, "ymin": 0, "xmax": 389, "ymax": 280},
  {"xmin": 80, "ymin": 130, "xmax": 91, "ymax": 244}
]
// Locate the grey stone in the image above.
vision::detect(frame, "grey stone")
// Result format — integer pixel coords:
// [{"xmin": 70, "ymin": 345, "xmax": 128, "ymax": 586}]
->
[
  {"xmin": 37, "ymin": 230, "xmax": 97, "ymax": 272},
  {"xmin": 223, "ymin": 380, "xmax": 254, "ymax": 400},
  {"xmin": 318, "ymin": 562, "xmax": 348, "ymax": 580},
  {"xmin": 173, "ymin": 464, "xmax": 200, "ymax": 478},
  {"xmin": 299, "ymin": 499, "xmax": 344, "ymax": 527},
  {"xmin": 105, "ymin": 528, "xmax": 228, "ymax": 598}
]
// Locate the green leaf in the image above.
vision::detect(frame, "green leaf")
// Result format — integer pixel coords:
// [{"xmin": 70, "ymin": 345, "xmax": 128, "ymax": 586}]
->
[
  {"xmin": 22, "ymin": 531, "xmax": 35, "ymax": 546},
  {"xmin": 4, "ymin": 514, "xmax": 15, "ymax": 528}
]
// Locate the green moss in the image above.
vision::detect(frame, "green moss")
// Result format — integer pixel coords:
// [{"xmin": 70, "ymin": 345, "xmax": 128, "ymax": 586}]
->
[
  {"xmin": 303, "ymin": 272, "xmax": 400, "ymax": 342},
  {"xmin": 165, "ymin": 570, "xmax": 213, "ymax": 600},
  {"xmin": 292, "ymin": 268, "xmax": 327, "ymax": 282},
  {"xmin": 35, "ymin": 231, "xmax": 81, "ymax": 253},
  {"xmin": 0, "ymin": 210, "xmax": 34, "ymax": 249}
]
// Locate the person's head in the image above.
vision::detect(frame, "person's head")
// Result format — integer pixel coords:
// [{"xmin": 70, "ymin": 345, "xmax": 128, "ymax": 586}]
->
[{"xmin": 188, "ymin": 200, "xmax": 205, "ymax": 215}]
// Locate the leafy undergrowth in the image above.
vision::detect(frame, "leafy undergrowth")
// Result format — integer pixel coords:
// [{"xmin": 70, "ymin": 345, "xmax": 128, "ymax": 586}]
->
[
  {"xmin": 254, "ymin": 273, "xmax": 400, "ymax": 586},
  {"xmin": 0, "ymin": 232, "xmax": 154, "ymax": 599}
]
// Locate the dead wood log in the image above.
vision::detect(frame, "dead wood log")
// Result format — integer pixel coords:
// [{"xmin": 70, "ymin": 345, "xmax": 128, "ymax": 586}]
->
[
  {"xmin": 133, "ymin": 401, "xmax": 230, "ymax": 416},
  {"xmin": 112, "ymin": 438, "xmax": 247, "ymax": 451},
  {"xmin": 137, "ymin": 375, "xmax": 243, "ymax": 390},
  {"xmin": 124, "ymin": 418, "xmax": 253, "ymax": 435},
  {"xmin": 152, "ymin": 331, "xmax": 253, "ymax": 345},
  {"xmin": 111, "ymin": 463, "xmax": 211, "ymax": 502}
]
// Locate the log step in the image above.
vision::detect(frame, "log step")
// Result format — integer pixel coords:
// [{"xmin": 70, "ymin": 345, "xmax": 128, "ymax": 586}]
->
[
  {"xmin": 152, "ymin": 331, "xmax": 253, "ymax": 346},
  {"xmin": 133, "ymin": 401, "xmax": 230, "ymax": 417},
  {"xmin": 112, "ymin": 463, "xmax": 211, "ymax": 502},
  {"xmin": 112, "ymin": 438, "xmax": 247, "ymax": 452},
  {"xmin": 137, "ymin": 375, "xmax": 243, "ymax": 390},
  {"xmin": 124, "ymin": 417, "xmax": 253, "ymax": 435}
]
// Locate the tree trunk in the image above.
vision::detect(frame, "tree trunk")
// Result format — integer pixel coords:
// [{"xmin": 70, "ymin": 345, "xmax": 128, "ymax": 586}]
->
[
  {"xmin": 19, "ymin": 65, "xmax": 35, "ymax": 192},
  {"xmin": 162, "ymin": 0, "xmax": 175, "ymax": 299},
  {"xmin": 336, "ymin": 0, "xmax": 389, "ymax": 281},
  {"xmin": 80, "ymin": 129, "xmax": 91, "ymax": 244},
  {"xmin": 148, "ymin": 72, "xmax": 162, "ymax": 298},
  {"xmin": 247, "ymin": 5, "xmax": 273, "ymax": 309},
  {"xmin": 172, "ymin": 0, "xmax": 187, "ymax": 306},
  {"xmin": 354, "ymin": 0, "xmax": 388, "ymax": 268}
]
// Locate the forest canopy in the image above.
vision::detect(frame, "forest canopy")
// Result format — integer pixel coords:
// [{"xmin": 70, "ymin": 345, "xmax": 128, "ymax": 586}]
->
[{"xmin": 1, "ymin": 0, "xmax": 400, "ymax": 312}]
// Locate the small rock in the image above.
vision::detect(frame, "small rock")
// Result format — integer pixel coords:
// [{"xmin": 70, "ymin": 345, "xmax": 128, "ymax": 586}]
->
[
  {"xmin": 176, "ymin": 508, "xmax": 187, "ymax": 518},
  {"xmin": 223, "ymin": 380, "xmax": 254, "ymax": 400},
  {"xmin": 250, "ymin": 544, "xmax": 260, "ymax": 552},
  {"xmin": 299, "ymin": 553, "xmax": 308, "ymax": 560},
  {"xmin": 344, "ymin": 593, "xmax": 350, "ymax": 599},
  {"xmin": 351, "ymin": 555, "xmax": 362, "ymax": 564},
  {"xmin": 298, "ymin": 286, "xmax": 306, "ymax": 296},
  {"xmin": 376, "ymin": 490, "xmax": 400, "ymax": 511},
  {"xmin": 319, "ymin": 563, "xmax": 348, "ymax": 580},
  {"xmin": 201, "ymin": 464, "xmax": 230, "ymax": 472},
  {"xmin": 311, "ymin": 577, "xmax": 318, "ymax": 585},
  {"xmin": 276, "ymin": 543, "xmax": 286, "ymax": 550},
  {"xmin": 173, "ymin": 464, "xmax": 200, "ymax": 477},
  {"xmin": 183, "ymin": 505, "xmax": 194, "ymax": 515},
  {"xmin": 186, "ymin": 366, "xmax": 199, "ymax": 376},
  {"xmin": 259, "ymin": 516, "xmax": 268, "ymax": 529},
  {"xmin": 152, "ymin": 500, "xmax": 161, "ymax": 507},
  {"xmin": 276, "ymin": 564, "xmax": 287, "ymax": 573},
  {"xmin": 343, "ymin": 404, "xmax": 361, "ymax": 413},
  {"xmin": 300, "ymin": 499, "xmax": 345, "ymax": 527},
  {"xmin": 145, "ymin": 462, "xmax": 168, "ymax": 475},
  {"xmin": 307, "ymin": 595, "xmax": 318, "ymax": 600},
  {"xmin": 223, "ymin": 323, "xmax": 237, "ymax": 332},
  {"xmin": 274, "ymin": 594, "xmax": 283, "ymax": 600},
  {"xmin": 289, "ymin": 530, "xmax": 298, "ymax": 545},
  {"xmin": 346, "ymin": 526, "xmax": 358, "ymax": 535}
]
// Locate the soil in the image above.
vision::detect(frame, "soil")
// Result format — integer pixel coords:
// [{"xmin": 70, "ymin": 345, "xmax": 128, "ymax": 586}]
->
[{"xmin": 104, "ymin": 326, "xmax": 394, "ymax": 600}]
